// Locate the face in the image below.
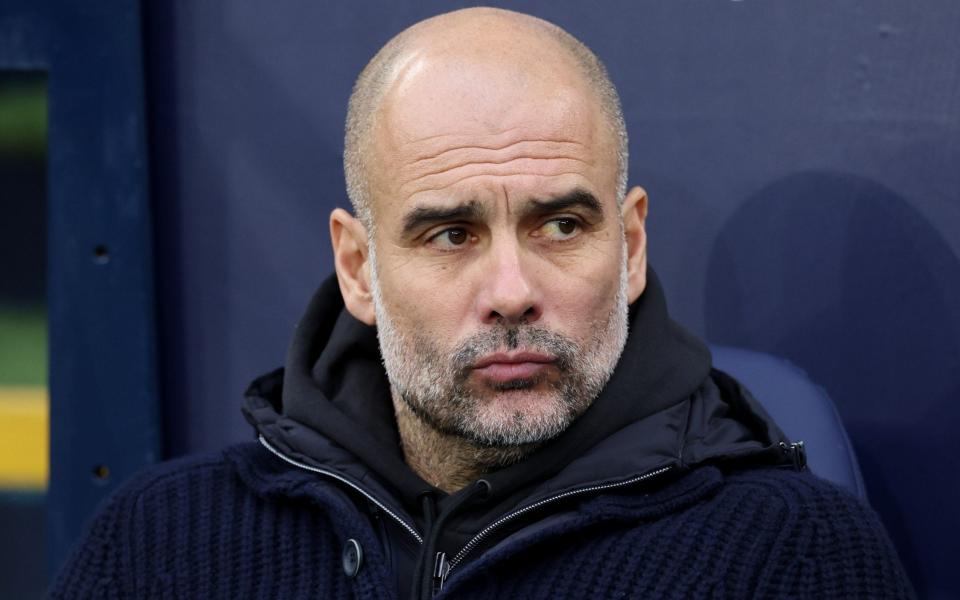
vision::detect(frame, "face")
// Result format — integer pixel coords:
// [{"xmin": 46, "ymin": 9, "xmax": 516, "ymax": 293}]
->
[{"xmin": 355, "ymin": 46, "xmax": 638, "ymax": 447}]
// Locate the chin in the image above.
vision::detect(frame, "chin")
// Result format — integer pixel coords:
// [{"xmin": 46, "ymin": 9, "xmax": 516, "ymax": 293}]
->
[{"xmin": 465, "ymin": 389, "xmax": 577, "ymax": 447}]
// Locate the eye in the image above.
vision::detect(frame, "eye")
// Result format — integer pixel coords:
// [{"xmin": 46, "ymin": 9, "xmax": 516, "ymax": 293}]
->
[
  {"xmin": 538, "ymin": 217, "xmax": 581, "ymax": 241},
  {"xmin": 427, "ymin": 227, "xmax": 471, "ymax": 249}
]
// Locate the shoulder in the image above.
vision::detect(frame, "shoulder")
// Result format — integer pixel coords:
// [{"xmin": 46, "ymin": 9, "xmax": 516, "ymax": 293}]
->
[
  {"xmin": 83, "ymin": 444, "xmax": 256, "ymax": 516},
  {"xmin": 719, "ymin": 468, "xmax": 916, "ymax": 598},
  {"xmin": 95, "ymin": 441, "xmax": 305, "ymax": 503},
  {"xmin": 85, "ymin": 441, "xmax": 325, "ymax": 527},
  {"xmin": 720, "ymin": 466, "xmax": 878, "ymax": 526},
  {"xmin": 63, "ymin": 443, "xmax": 280, "ymax": 559},
  {"xmin": 116, "ymin": 448, "xmax": 236, "ymax": 495},
  {"xmin": 48, "ymin": 443, "xmax": 322, "ymax": 598},
  {"xmin": 724, "ymin": 465, "xmax": 860, "ymax": 503},
  {"xmin": 716, "ymin": 468, "xmax": 892, "ymax": 550},
  {"xmin": 68, "ymin": 445, "xmax": 264, "ymax": 547},
  {"xmin": 47, "ymin": 450, "xmax": 242, "ymax": 598}
]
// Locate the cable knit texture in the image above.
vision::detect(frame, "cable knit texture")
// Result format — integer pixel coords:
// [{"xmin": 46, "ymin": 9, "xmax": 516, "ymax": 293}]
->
[{"xmin": 49, "ymin": 444, "xmax": 914, "ymax": 599}]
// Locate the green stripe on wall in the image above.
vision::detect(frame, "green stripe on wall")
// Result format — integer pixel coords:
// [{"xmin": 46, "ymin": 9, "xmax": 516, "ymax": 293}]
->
[{"xmin": 0, "ymin": 306, "xmax": 47, "ymax": 386}]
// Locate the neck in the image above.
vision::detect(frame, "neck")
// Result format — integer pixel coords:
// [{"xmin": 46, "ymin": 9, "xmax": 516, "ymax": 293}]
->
[{"xmin": 392, "ymin": 393, "xmax": 535, "ymax": 493}]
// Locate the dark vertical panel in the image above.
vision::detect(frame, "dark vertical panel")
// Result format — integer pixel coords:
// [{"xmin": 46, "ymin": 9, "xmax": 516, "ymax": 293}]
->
[
  {"xmin": 46, "ymin": 0, "xmax": 160, "ymax": 572},
  {"xmin": 0, "ymin": 0, "xmax": 162, "ymax": 577}
]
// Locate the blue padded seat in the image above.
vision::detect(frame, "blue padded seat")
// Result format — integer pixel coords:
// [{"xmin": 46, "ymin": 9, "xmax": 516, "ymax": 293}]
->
[{"xmin": 709, "ymin": 345, "xmax": 867, "ymax": 501}]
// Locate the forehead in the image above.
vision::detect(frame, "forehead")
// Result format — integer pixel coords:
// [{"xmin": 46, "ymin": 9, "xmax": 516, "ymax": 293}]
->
[
  {"xmin": 368, "ymin": 50, "xmax": 615, "ymax": 210},
  {"xmin": 385, "ymin": 47, "xmax": 598, "ymax": 137}
]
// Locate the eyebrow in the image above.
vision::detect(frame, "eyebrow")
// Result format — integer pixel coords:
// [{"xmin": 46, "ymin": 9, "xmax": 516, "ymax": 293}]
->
[
  {"xmin": 401, "ymin": 200, "xmax": 487, "ymax": 237},
  {"xmin": 399, "ymin": 188, "xmax": 604, "ymax": 237},
  {"xmin": 520, "ymin": 188, "xmax": 604, "ymax": 221}
]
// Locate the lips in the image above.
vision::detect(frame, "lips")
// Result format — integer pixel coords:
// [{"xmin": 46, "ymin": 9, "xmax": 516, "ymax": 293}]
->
[{"xmin": 471, "ymin": 351, "xmax": 555, "ymax": 383}]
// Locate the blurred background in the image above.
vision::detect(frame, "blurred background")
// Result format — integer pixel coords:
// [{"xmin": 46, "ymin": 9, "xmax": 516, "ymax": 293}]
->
[
  {"xmin": 1, "ymin": 1, "xmax": 958, "ymax": 598},
  {"xmin": 0, "ymin": 71, "xmax": 47, "ymax": 598}
]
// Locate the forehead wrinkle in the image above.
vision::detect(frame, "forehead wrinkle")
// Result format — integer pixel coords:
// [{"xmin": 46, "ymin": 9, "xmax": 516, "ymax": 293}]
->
[
  {"xmin": 401, "ymin": 127, "xmax": 524, "ymax": 149},
  {"xmin": 396, "ymin": 137, "xmax": 596, "ymax": 196},
  {"xmin": 403, "ymin": 169, "xmax": 593, "ymax": 198},
  {"xmin": 407, "ymin": 136, "xmax": 586, "ymax": 166},
  {"xmin": 406, "ymin": 151, "xmax": 595, "ymax": 182},
  {"xmin": 501, "ymin": 182, "xmax": 512, "ymax": 216}
]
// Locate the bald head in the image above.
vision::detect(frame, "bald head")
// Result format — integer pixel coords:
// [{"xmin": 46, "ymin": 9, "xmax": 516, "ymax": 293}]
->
[{"xmin": 344, "ymin": 8, "xmax": 628, "ymax": 230}]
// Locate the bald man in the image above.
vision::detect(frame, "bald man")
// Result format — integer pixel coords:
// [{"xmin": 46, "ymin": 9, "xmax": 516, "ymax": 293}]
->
[{"xmin": 52, "ymin": 8, "xmax": 914, "ymax": 599}]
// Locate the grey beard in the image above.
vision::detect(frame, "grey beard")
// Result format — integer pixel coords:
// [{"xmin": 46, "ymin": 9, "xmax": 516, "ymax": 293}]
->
[{"xmin": 396, "ymin": 325, "xmax": 597, "ymax": 447}]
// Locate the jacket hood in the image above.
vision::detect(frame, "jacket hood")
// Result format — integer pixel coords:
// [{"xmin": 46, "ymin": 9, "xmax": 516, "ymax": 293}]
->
[{"xmin": 242, "ymin": 267, "xmax": 795, "ymax": 525}]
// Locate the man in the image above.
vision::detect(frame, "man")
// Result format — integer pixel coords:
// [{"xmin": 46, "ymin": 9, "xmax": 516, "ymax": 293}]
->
[{"xmin": 52, "ymin": 8, "xmax": 913, "ymax": 599}]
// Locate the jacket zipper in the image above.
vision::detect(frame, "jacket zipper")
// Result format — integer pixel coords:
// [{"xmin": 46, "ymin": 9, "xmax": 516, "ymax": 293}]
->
[
  {"xmin": 259, "ymin": 435, "xmax": 671, "ymax": 596},
  {"xmin": 431, "ymin": 552, "xmax": 450, "ymax": 597},
  {"xmin": 435, "ymin": 464, "xmax": 673, "ymax": 591},
  {"xmin": 258, "ymin": 435, "xmax": 424, "ymax": 544}
]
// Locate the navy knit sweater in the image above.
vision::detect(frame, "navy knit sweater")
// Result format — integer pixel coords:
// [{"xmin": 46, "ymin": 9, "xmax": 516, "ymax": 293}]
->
[{"xmin": 50, "ymin": 442, "xmax": 914, "ymax": 599}]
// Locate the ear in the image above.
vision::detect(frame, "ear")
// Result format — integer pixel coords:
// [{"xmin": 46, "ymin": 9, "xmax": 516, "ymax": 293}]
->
[
  {"xmin": 621, "ymin": 186, "xmax": 649, "ymax": 304},
  {"xmin": 330, "ymin": 208, "xmax": 376, "ymax": 325}
]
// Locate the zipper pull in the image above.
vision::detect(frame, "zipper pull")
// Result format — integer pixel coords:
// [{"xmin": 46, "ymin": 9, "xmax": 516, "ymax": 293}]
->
[
  {"xmin": 779, "ymin": 440, "xmax": 807, "ymax": 472},
  {"xmin": 431, "ymin": 551, "xmax": 450, "ymax": 596}
]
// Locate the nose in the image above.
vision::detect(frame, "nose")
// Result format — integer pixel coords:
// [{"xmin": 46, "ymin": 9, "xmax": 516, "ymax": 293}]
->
[{"xmin": 475, "ymin": 238, "xmax": 543, "ymax": 326}]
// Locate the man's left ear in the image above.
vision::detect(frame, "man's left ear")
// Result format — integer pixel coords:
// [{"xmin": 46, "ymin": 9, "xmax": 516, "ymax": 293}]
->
[{"xmin": 621, "ymin": 186, "xmax": 649, "ymax": 303}]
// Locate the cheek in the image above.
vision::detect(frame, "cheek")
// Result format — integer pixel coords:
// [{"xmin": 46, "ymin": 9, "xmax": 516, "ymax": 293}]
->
[
  {"xmin": 378, "ymin": 269, "xmax": 472, "ymax": 341},
  {"xmin": 542, "ymin": 258, "xmax": 623, "ymax": 334}
]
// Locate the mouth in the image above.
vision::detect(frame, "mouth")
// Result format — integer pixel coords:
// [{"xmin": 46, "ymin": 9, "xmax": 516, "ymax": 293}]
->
[{"xmin": 471, "ymin": 351, "xmax": 556, "ymax": 384}]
